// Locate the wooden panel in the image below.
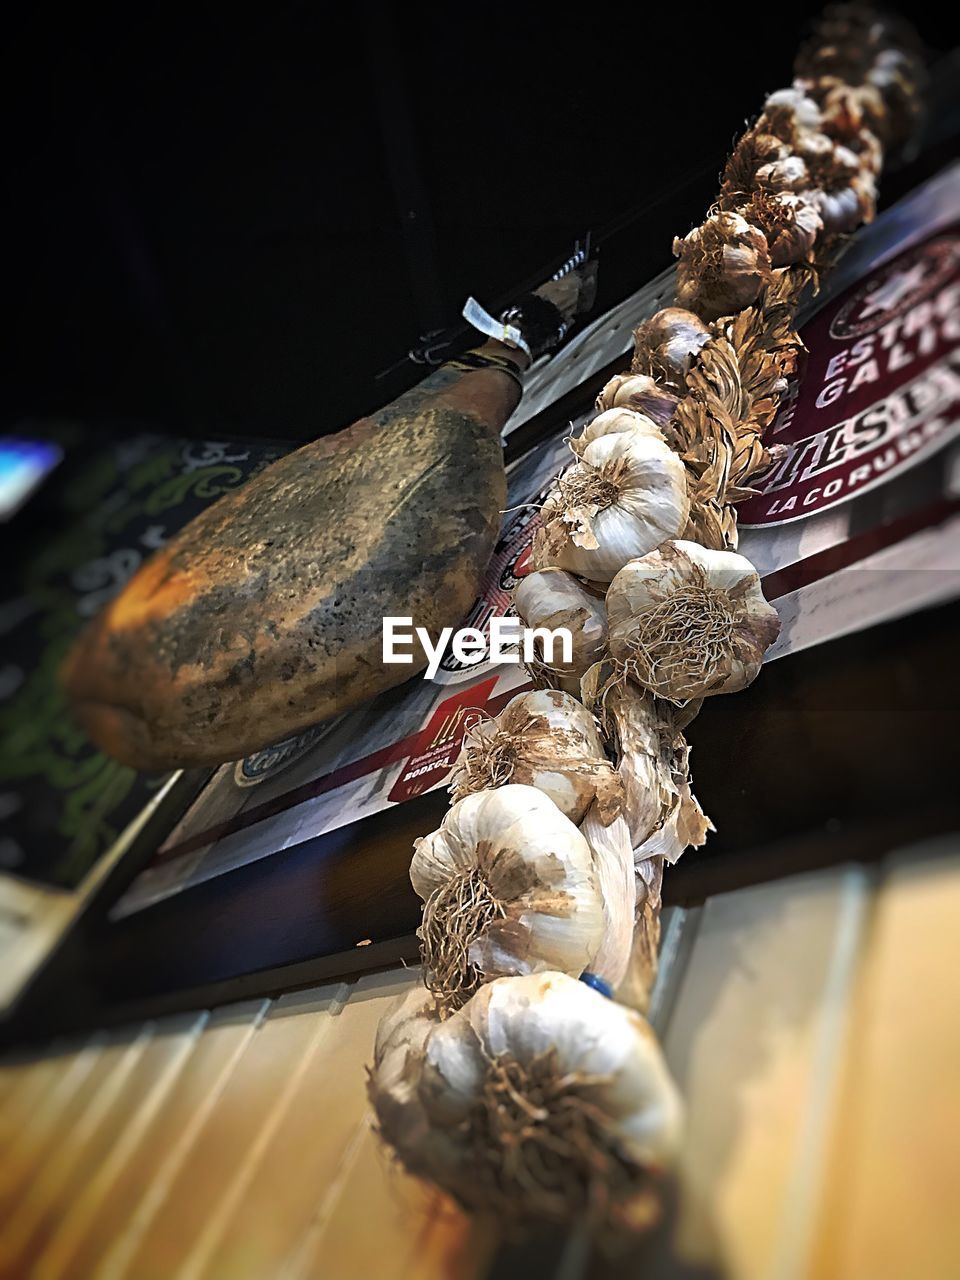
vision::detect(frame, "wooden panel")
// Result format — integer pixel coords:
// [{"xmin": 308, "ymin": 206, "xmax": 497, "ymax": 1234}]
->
[
  {"xmin": 2, "ymin": 846, "xmax": 958, "ymax": 1279},
  {"xmin": 0, "ymin": 1033, "xmax": 106, "ymax": 1223},
  {"xmin": 86, "ymin": 1000, "xmax": 268, "ymax": 1280},
  {"xmin": 114, "ymin": 984, "xmax": 345, "ymax": 1280},
  {"xmin": 291, "ymin": 1116, "xmax": 490, "ymax": 1280},
  {"xmin": 808, "ymin": 840, "xmax": 960, "ymax": 1280},
  {"xmin": 0, "ymin": 1039, "xmax": 78, "ymax": 1155},
  {"xmin": 185, "ymin": 969, "xmax": 417, "ymax": 1280},
  {"xmin": 0, "ymin": 1024, "xmax": 154, "ymax": 1275},
  {"xmin": 659, "ymin": 865, "xmax": 870, "ymax": 1280},
  {"xmin": 27, "ymin": 1014, "xmax": 206, "ymax": 1280}
]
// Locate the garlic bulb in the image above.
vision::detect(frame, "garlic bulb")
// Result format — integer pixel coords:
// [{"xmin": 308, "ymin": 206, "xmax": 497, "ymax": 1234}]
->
[
  {"xmin": 756, "ymin": 130, "xmax": 874, "ymax": 233},
  {"xmin": 673, "ymin": 211, "xmax": 773, "ymax": 321},
  {"xmin": 579, "ymin": 805, "xmax": 635, "ymax": 989},
  {"xmin": 721, "ymin": 129, "xmax": 790, "ymax": 202},
  {"xmin": 631, "ymin": 307, "xmax": 712, "ymax": 388},
  {"xmin": 760, "ymin": 86, "xmax": 822, "ymax": 136},
  {"xmin": 411, "ymin": 784, "xmax": 605, "ymax": 1009},
  {"xmin": 606, "ymin": 540, "xmax": 781, "ymax": 702},
  {"xmin": 533, "ymin": 426, "xmax": 689, "ymax": 583},
  {"xmin": 797, "ymin": 132, "xmax": 871, "ymax": 230},
  {"xmin": 368, "ymin": 985, "xmax": 464, "ymax": 1185},
  {"xmin": 755, "ymin": 153, "xmax": 810, "ymax": 193},
  {"xmin": 409, "ymin": 971, "xmax": 683, "ymax": 1230},
  {"xmin": 571, "ymin": 406, "xmax": 664, "ymax": 454},
  {"xmin": 449, "ymin": 688, "xmax": 621, "ymax": 825},
  {"xmin": 596, "ymin": 372, "xmax": 680, "ymax": 428},
  {"xmin": 513, "ymin": 567, "xmax": 608, "ymax": 689},
  {"xmin": 742, "ymin": 191, "xmax": 824, "ymax": 266}
]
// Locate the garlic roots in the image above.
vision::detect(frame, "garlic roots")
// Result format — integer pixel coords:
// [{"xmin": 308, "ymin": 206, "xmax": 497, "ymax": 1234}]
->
[
  {"xmin": 369, "ymin": 972, "xmax": 683, "ymax": 1232},
  {"xmin": 449, "ymin": 688, "xmax": 622, "ymax": 825},
  {"xmin": 606, "ymin": 540, "xmax": 781, "ymax": 702},
  {"xmin": 411, "ymin": 784, "xmax": 606, "ymax": 1010},
  {"xmin": 673, "ymin": 211, "xmax": 774, "ymax": 321}
]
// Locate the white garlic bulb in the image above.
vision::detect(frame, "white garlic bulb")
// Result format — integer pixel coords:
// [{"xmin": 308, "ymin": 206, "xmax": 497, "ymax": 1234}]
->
[
  {"xmin": 606, "ymin": 540, "xmax": 781, "ymax": 702},
  {"xmin": 673, "ymin": 211, "xmax": 773, "ymax": 320},
  {"xmin": 742, "ymin": 191, "xmax": 824, "ymax": 266},
  {"xmin": 368, "ymin": 985, "xmax": 464, "ymax": 1184},
  {"xmin": 755, "ymin": 153, "xmax": 810, "ymax": 192},
  {"xmin": 761, "ymin": 86, "xmax": 823, "ymax": 134},
  {"xmin": 449, "ymin": 688, "xmax": 622, "ymax": 825},
  {"xmin": 596, "ymin": 372, "xmax": 680, "ymax": 429},
  {"xmin": 570, "ymin": 406, "xmax": 664, "ymax": 455},
  {"xmin": 409, "ymin": 972, "xmax": 683, "ymax": 1229},
  {"xmin": 631, "ymin": 307, "xmax": 713, "ymax": 387},
  {"xmin": 817, "ymin": 170, "xmax": 877, "ymax": 232},
  {"xmin": 369, "ymin": 973, "xmax": 684, "ymax": 1230},
  {"xmin": 513, "ymin": 567, "xmax": 608, "ymax": 690},
  {"xmin": 534, "ymin": 426, "xmax": 689, "ymax": 583},
  {"xmin": 411, "ymin": 784, "xmax": 605, "ymax": 1009}
]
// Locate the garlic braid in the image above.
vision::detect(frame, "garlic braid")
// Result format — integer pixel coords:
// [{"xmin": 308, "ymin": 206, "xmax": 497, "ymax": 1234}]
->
[{"xmin": 368, "ymin": 4, "xmax": 925, "ymax": 1238}]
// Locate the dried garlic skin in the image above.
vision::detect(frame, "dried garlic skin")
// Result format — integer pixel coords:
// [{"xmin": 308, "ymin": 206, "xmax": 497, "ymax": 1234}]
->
[
  {"xmin": 721, "ymin": 130, "xmax": 791, "ymax": 203},
  {"xmin": 450, "ymin": 689, "xmax": 621, "ymax": 825},
  {"xmin": 617, "ymin": 855, "xmax": 666, "ymax": 1014},
  {"xmin": 596, "ymin": 373, "xmax": 680, "ymax": 428},
  {"xmin": 581, "ymin": 661, "xmax": 712, "ymax": 859},
  {"xmin": 411, "ymin": 784, "xmax": 606, "ymax": 1003},
  {"xmin": 740, "ymin": 191, "xmax": 823, "ymax": 267},
  {"xmin": 630, "ymin": 307, "xmax": 712, "ymax": 388},
  {"xmin": 579, "ymin": 807, "xmax": 636, "ymax": 988},
  {"xmin": 673, "ymin": 211, "xmax": 774, "ymax": 321},
  {"xmin": 605, "ymin": 540, "xmax": 781, "ymax": 702},
  {"xmin": 583, "ymin": 666, "xmax": 672, "ymax": 850},
  {"xmin": 513, "ymin": 567, "xmax": 608, "ymax": 683},
  {"xmin": 534, "ymin": 426, "xmax": 689, "ymax": 583}
]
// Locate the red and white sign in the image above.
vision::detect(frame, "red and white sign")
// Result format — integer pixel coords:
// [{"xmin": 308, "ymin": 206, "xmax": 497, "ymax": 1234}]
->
[{"xmin": 739, "ymin": 231, "xmax": 960, "ymax": 527}]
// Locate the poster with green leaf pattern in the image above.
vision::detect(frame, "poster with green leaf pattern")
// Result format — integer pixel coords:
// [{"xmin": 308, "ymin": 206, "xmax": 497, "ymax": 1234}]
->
[{"xmin": 0, "ymin": 429, "xmax": 288, "ymax": 889}]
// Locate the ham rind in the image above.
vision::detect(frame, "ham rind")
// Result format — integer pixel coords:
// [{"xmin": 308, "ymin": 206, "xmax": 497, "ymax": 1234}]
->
[{"xmin": 61, "ymin": 348, "xmax": 520, "ymax": 769}]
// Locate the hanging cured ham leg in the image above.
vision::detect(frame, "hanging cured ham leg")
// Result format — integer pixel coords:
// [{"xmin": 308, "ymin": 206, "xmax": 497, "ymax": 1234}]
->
[{"xmin": 62, "ymin": 267, "xmax": 596, "ymax": 770}]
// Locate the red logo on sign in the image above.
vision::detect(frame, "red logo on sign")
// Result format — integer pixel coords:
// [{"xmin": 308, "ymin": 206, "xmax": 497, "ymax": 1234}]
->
[
  {"xmin": 739, "ymin": 231, "xmax": 960, "ymax": 528},
  {"xmin": 387, "ymin": 678, "xmax": 500, "ymax": 803}
]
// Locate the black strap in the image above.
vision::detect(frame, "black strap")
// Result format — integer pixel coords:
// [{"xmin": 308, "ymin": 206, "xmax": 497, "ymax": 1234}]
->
[
  {"xmin": 500, "ymin": 293, "xmax": 569, "ymax": 360},
  {"xmin": 443, "ymin": 349, "xmax": 525, "ymax": 391}
]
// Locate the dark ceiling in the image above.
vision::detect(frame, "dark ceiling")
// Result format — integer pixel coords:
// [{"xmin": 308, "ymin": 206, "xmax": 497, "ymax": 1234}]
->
[{"xmin": 3, "ymin": 2, "xmax": 942, "ymax": 444}]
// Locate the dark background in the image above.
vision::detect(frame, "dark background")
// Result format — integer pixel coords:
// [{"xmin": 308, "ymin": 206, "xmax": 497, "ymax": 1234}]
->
[{"xmin": 5, "ymin": 0, "xmax": 928, "ymax": 445}]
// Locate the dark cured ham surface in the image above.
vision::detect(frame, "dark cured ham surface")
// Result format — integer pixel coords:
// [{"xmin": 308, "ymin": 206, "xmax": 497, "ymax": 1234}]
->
[{"xmin": 62, "ymin": 351, "xmax": 521, "ymax": 769}]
